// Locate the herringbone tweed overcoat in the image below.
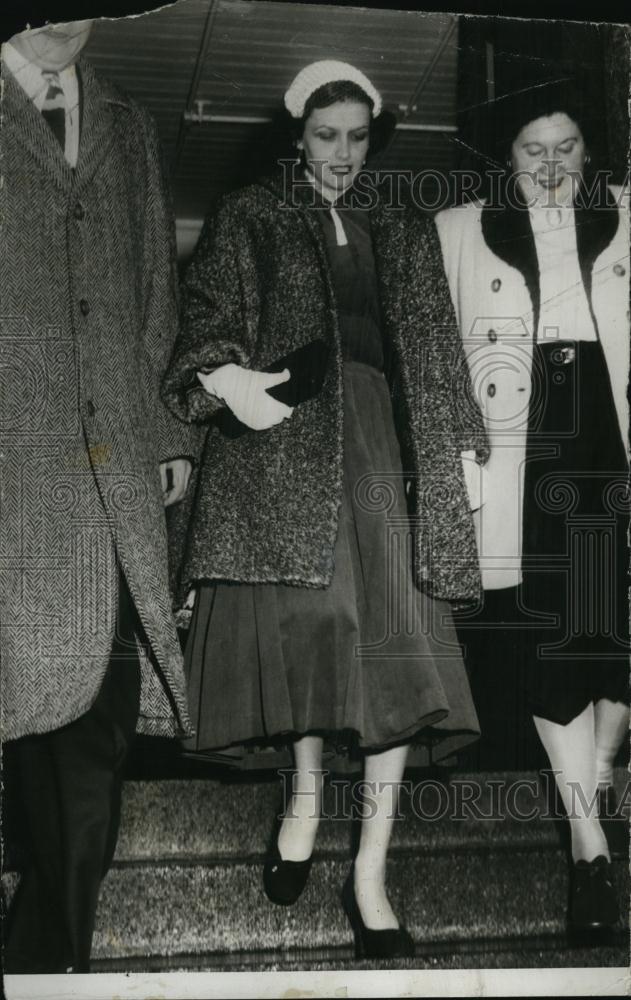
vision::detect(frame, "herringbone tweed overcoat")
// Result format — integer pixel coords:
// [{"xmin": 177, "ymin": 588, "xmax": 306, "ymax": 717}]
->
[
  {"xmin": 0, "ymin": 60, "xmax": 193, "ymax": 742},
  {"xmin": 163, "ymin": 175, "xmax": 489, "ymax": 605}
]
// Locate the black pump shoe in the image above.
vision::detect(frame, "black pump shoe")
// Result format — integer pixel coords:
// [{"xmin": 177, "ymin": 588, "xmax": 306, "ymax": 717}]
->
[
  {"xmin": 341, "ymin": 871, "xmax": 415, "ymax": 960},
  {"xmin": 263, "ymin": 840, "xmax": 313, "ymax": 906},
  {"xmin": 569, "ymin": 855, "xmax": 619, "ymax": 930},
  {"xmin": 598, "ymin": 786, "xmax": 629, "ymax": 858}
]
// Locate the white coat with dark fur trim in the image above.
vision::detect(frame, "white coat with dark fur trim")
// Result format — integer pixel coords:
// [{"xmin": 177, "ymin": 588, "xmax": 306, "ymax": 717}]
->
[{"xmin": 436, "ymin": 185, "xmax": 629, "ymax": 590}]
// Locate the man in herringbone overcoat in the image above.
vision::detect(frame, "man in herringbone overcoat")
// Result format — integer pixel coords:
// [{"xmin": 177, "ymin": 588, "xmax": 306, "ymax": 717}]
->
[{"xmin": 1, "ymin": 20, "xmax": 193, "ymax": 972}]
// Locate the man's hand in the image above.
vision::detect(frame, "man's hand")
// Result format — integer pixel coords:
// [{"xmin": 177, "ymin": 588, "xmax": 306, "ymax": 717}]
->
[{"xmin": 160, "ymin": 458, "xmax": 192, "ymax": 507}]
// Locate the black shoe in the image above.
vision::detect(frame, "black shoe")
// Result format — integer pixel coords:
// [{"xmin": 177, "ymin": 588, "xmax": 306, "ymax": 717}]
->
[
  {"xmin": 598, "ymin": 786, "xmax": 629, "ymax": 858},
  {"xmin": 341, "ymin": 871, "xmax": 415, "ymax": 960},
  {"xmin": 263, "ymin": 840, "xmax": 313, "ymax": 906},
  {"xmin": 569, "ymin": 855, "xmax": 619, "ymax": 930}
]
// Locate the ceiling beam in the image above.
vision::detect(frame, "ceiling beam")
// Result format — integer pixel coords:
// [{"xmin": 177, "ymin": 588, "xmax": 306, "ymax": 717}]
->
[{"xmin": 183, "ymin": 104, "xmax": 458, "ymax": 132}]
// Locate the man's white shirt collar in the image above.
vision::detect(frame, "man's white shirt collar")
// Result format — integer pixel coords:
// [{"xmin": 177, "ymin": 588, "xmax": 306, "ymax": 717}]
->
[
  {"xmin": 1, "ymin": 41, "xmax": 80, "ymax": 166},
  {"xmin": 1, "ymin": 40, "xmax": 78, "ymax": 111}
]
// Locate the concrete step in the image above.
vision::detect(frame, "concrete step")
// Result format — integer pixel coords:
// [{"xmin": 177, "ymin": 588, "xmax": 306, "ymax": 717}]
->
[
  {"xmin": 87, "ymin": 851, "xmax": 629, "ymax": 965},
  {"xmin": 3, "ymin": 769, "xmax": 628, "ymax": 972},
  {"xmin": 114, "ymin": 770, "xmax": 586, "ymax": 863},
  {"xmin": 91, "ymin": 943, "xmax": 631, "ymax": 973}
]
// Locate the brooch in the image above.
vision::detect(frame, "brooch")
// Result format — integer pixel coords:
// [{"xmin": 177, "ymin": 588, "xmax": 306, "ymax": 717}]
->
[{"xmin": 559, "ymin": 346, "xmax": 575, "ymax": 365}]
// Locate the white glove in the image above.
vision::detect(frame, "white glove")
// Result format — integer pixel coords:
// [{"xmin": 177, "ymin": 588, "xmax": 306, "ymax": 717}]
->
[{"xmin": 197, "ymin": 363, "xmax": 294, "ymax": 431}]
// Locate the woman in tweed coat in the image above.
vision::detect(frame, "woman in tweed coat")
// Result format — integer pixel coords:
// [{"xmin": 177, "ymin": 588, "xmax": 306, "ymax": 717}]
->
[{"xmin": 163, "ymin": 61, "xmax": 487, "ymax": 956}]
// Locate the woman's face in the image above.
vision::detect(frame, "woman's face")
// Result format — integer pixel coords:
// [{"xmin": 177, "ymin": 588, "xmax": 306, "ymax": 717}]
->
[
  {"xmin": 300, "ymin": 99, "xmax": 370, "ymax": 201},
  {"xmin": 511, "ymin": 112, "xmax": 587, "ymax": 206}
]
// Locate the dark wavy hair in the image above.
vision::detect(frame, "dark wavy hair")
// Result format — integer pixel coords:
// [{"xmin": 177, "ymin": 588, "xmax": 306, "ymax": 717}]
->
[
  {"xmin": 490, "ymin": 77, "xmax": 604, "ymax": 170},
  {"xmin": 285, "ymin": 79, "xmax": 395, "ymax": 158},
  {"xmin": 237, "ymin": 79, "xmax": 395, "ymax": 185}
]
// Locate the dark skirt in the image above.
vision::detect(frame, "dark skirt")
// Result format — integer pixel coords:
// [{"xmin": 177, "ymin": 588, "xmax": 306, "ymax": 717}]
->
[
  {"xmin": 520, "ymin": 339, "xmax": 630, "ymax": 725},
  {"xmin": 183, "ymin": 361, "xmax": 479, "ymax": 772}
]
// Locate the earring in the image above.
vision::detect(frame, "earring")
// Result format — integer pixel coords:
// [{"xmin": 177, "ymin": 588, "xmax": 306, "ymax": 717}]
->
[
  {"xmin": 296, "ymin": 140, "xmax": 304, "ymax": 151},
  {"xmin": 585, "ymin": 153, "xmax": 591, "ymax": 165}
]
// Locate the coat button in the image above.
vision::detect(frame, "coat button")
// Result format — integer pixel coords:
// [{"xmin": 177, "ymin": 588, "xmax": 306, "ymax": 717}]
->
[
  {"xmin": 487, "ymin": 328, "xmax": 498, "ymax": 343},
  {"xmin": 79, "ymin": 299, "xmax": 90, "ymax": 316},
  {"xmin": 487, "ymin": 383, "xmax": 496, "ymax": 397},
  {"xmin": 613, "ymin": 263, "xmax": 626, "ymax": 276},
  {"xmin": 74, "ymin": 202, "xmax": 85, "ymax": 220},
  {"xmin": 86, "ymin": 400, "xmax": 96, "ymax": 417},
  {"xmin": 491, "ymin": 278, "xmax": 501, "ymax": 292}
]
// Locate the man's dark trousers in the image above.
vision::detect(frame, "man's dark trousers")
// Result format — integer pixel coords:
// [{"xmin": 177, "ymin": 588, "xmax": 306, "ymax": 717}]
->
[{"xmin": 3, "ymin": 573, "xmax": 141, "ymax": 973}]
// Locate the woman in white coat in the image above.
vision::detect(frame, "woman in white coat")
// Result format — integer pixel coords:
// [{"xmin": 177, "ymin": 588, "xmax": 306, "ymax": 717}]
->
[{"xmin": 436, "ymin": 82, "xmax": 629, "ymax": 932}]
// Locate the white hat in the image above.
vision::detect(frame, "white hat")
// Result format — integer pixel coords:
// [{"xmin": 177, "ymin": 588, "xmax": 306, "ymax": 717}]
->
[{"xmin": 284, "ymin": 60, "xmax": 382, "ymax": 119}]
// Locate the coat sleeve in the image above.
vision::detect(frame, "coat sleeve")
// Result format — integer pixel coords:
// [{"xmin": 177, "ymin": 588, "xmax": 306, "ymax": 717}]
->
[
  {"xmin": 161, "ymin": 194, "xmax": 260, "ymax": 424},
  {"xmin": 413, "ymin": 213, "xmax": 489, "ymax": 462},
  {"xmin": 137, "ymin": 108, "xmax": 198, "ymax": 464}
]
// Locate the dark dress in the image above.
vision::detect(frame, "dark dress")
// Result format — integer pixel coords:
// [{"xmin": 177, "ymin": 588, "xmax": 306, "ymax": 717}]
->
[
  {"xmin": 457, "ymin": 337, "xmax": 629, "ymax": 747},
  {"xmin": 183, "ymin": 203, "xmax": 479, "ymax": 771},
  {"xmin": 520, "ymin": 338, "xmax": 630, "ymax": 725}
]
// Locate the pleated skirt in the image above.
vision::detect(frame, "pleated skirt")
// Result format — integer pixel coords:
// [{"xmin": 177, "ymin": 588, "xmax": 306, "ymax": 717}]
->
[{"xmin": 183, "ymin": 361, "xmax": 479, "ymax": 771}]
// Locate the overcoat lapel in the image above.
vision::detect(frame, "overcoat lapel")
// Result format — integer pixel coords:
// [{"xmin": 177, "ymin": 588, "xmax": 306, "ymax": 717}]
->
[
  {"xmin": 368, "ymin": 195, "xmax": 407, "ymax": 338},
  {"xmin": 293, "ymin": 194, "xmax": 338, "ymax": 294},
  {"xmin": 2, "ymin": 58, "xmax": 133, "ymax": 192},
  {"xmin": 74, "ymin": 60, "xmax": 130, "ymax": 188},
  {"xmin": 2, "ymin": 66, "xmax": 73, "ymax": 190},
  {"xmin": 265, "ymin": 170, "xmax": 346, "ymax": 342}
]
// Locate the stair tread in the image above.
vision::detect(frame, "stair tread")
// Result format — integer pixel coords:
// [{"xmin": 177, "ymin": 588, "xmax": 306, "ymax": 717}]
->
[
  {"xmin": 114, "ymin": 769, "xmax": 626, "ymax": 861},
  {"xmin": 89, "ymin": 851, "xmax": 629, "ymax": 960},
  {"xmin": 4, "ymin": 769, "xmax": 628, "ymax": 971},
  {"xmin": 93, "ymin": 946, "xmax": 630, "ymax": 973}
]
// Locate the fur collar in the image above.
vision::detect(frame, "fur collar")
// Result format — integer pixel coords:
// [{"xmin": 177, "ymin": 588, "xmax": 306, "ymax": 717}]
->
[{"xmin": 481, "ymin": 176, "xmax": 620, "ymax": 334}]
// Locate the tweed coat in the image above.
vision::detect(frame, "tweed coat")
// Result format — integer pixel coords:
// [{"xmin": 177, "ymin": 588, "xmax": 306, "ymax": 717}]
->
[
  {"xmin": 0, "ymin": 60, "xmax": 193, "ymax": 742},
  {"xmin": 436, "ymin": 184, "xmax": 630, "ymax": 590},
  {"xmin": 163, "ymin": 175, "xmax": 488, "ymax": 605}
]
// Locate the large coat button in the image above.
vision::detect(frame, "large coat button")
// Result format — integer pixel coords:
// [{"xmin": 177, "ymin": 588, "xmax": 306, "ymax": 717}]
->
[
  {"xmin": 74, "ymin": 202, "xmax": 85, "ymax": 220},
  {"xmin": 491, "ymin": 278, "xmax": 501, "ymax": 292},
  {"xmin": 79, "ymin": 299, "xmax": 90, "ymax": 316},
  {"xmin": 613, "ymin": 263, "xmax": 626, "ymax": 276}
]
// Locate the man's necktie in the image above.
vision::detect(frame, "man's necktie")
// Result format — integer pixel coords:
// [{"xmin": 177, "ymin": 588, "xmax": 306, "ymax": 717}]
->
[{"xmin": 41, "ymin": 70, "xmax": 66, "ymax": 152}]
